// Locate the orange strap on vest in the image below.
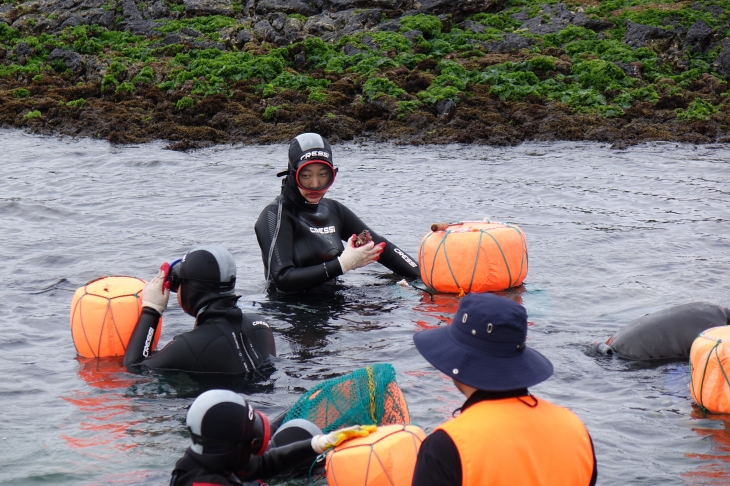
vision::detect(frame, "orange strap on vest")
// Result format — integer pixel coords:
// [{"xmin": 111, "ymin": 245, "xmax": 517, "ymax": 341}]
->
[{"xmin": 436, "ymin": 397, "xmax": 594, "ymax": 486}]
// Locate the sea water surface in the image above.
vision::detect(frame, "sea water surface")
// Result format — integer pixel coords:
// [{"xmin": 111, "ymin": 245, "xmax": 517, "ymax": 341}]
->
[{"xmin": 0, "ymin": 129, "xmax": 729, "ymax": 485}]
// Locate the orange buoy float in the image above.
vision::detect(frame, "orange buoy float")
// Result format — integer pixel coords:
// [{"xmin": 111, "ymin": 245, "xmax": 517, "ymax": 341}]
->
[
  {"xmin": 418, "ymin": 220, "xmax": 528, "ymax": 294},
  {"xmin": 326, "ymin": 424, "xmax": 426, "ymax": 486},
  {"xmin": 690, "ymin": 326, "xmax": 730, "ymax": 413},
  {"xmin": 70, "ymin": 276, "xmax": 161, "ymax": 358}
]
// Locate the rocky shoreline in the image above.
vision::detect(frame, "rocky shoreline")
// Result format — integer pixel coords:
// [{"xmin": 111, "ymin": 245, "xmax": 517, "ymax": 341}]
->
[{"xmin": 2, "ymin": 0, "xmax": 730, "ymax": 148}]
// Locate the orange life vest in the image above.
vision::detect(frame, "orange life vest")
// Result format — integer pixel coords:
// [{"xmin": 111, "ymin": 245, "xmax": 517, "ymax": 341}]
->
[{"xmin": 436, "ymin": 396, "xmax": 594, "ymax": 486}]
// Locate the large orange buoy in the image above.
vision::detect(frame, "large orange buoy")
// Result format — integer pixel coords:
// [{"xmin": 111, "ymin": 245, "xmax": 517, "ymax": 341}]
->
[
  {"xmin": 418, "ymin": 220, "xmax": 528, "ymax": 294},
  {"xmin": 70, "ymin": 276, "xmax": 161, "ymax": 358},
  {"xmin": 690, "ymin": 326, "xmax": 730, "ymax": 413},
  {"xmin": 326, "ymin": 424, "xmax": 426, "ymax": 486}
]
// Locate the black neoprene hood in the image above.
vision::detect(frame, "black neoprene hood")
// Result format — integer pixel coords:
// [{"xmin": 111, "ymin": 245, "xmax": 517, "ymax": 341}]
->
[{"xmin": 178, "ymin": 245, "xmax": 237, "ymax": 316}]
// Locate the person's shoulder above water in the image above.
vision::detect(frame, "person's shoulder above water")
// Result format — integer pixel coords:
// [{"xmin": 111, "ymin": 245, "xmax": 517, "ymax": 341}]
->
[
  {"xmin": 411, "ymin": 293, "xmax": 596, "ymax": 486},
  {"xmin": 123, "ymin": 245, "xmax": 275, "ymax": 374}
]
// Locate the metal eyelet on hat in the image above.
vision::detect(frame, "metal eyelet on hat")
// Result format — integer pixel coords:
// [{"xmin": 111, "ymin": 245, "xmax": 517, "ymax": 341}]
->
[
  {"xmin": 453, "ymin": 368, "xmax": 459, "ymax": 375},
  {"xmin": 487, "ymin": 323, "xmax": 493, "ymax": 333},
  {"xmin": 462, "ymin": 314, "xmax": 468, "ymax": 323},
  {"xmin": 517, "ymin": 342, "xmax": 525, "ymax": 349},
  {"xmin": 471, "ymin": 330, "xmax": 476, "ymax": 335}
]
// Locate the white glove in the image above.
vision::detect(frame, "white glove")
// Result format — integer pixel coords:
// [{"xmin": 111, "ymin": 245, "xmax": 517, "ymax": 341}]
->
[
  {"xmin": 337, "ymin": 235, "xmax": 385, "ymax": 274},
  {"xmin": 311, "ymin": 425, "xmax": 376, "ymax": 454},
  {"xmin": 142, "ymin": 263, "xmax": 170, "ymax": 314}
]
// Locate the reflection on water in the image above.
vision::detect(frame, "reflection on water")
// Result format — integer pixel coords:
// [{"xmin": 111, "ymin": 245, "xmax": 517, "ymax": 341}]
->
[{"xmin": 0, "ymin": 130, "xmax": 729, "ymax": 484}]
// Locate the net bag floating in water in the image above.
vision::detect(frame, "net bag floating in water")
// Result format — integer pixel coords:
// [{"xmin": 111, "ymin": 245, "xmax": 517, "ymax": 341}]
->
[
  {"xmin": 690, "ymin": 326, "xmax": 730, "ymax": 413},
  {"xmin": 283, "ymin": 363, "xmax": 409, "ymax": 433},
  {"xmin": 70, "ymin": 276, "xmax": 161, "ymax": 358},
  {"xmin": 418, "ymin": 220, "xmax": 528, "ymax": 294},
  {"xmin": 325, "ymin": 424, "xmax": 426, "ymax": 486}
]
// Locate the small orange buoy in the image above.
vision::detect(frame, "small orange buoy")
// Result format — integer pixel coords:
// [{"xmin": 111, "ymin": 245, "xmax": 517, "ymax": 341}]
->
[
  {"xmin": 690, "ymin": 326, "xmax": 730, "ymax": 413},
  {"xmin": 70, "ymin": 276, "xmax": 161, "ymax": 358},
  {"xmin": 418, "ymin": 220, "xmax": 528, "ymax": 294},
  {"xmin": 326, "ymin": 424, "xmax": 426, "ymax": 486}
]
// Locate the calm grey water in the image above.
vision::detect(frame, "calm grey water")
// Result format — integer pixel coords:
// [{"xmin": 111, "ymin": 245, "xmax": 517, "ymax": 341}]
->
[{"xmin": 0, "ymin": 129, "xmax": 729, "ymax": 485}]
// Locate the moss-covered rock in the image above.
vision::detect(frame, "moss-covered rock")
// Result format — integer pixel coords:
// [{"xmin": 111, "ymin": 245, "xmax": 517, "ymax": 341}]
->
[{"xmin": 0, "ymin": 0, "xmax": 728, "ymax": 146}]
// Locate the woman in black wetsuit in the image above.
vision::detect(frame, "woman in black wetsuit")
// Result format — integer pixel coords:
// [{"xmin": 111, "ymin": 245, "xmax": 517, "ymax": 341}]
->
[
  {"xmin": 254, "ymin": 133, "xmax": 420, "ymax": 293},
  {"xmin": 123, "ymin": 245, "xmax": 275, "ymax": 374}
]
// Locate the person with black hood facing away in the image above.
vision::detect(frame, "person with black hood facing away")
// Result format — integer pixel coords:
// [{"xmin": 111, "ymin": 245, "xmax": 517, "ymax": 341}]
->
[
  {"xmin": 255, "ymin": 133, "xmax": 421, "ymax": 293},
  {"xmin": 171, "ymin": 389, "xmax": 375, "ymax": 486},
  {"xmin": 123, "ymin": 245, "xmax": 276, "ymax": 374}
]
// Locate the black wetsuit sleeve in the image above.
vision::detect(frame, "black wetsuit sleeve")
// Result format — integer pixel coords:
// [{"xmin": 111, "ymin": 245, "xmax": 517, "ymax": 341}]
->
[
  {"xmin": 246, "ymin": 314, "xmax": 276, "ymax": 359},
  {"xmin": 255, "ymin": 202, "xmax": 343, "ymax": 293},
  {"xmin": 335, "ymin": 202, "xmax": 420, "ymax": 279},
  {"xmin": 123, "ymin": 308, "xmax": 199, "ymax": 373},
  {"xmin": 123, "ymin": 307, "xmax": 162, "ymax": 369},
  {"xmin": 239, "ymin": 439, "xmax": 318, "ymax": 480},
  {"xmin": 411, "ymin": 430, "xmax": 462, "ymax": 486}
]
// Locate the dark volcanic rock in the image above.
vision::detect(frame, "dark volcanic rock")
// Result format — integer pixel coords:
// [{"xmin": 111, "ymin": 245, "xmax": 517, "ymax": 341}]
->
[
  {"xmin": 269, "ymin": 12, "xmax": 288, "ymax": 31},
  {"xmin": 146, "ymin": 0, "xmax": 171, "ymax": 19},
  {"xmin": 402, "ymin": 29, "xmax": 423, "ymax": 42},
  {"xmin": 436, "ymin": 98, "xmax": 457, "ymax": 118},
  {"xmin": 414, "ymin": 0, "xmax": 499, "ymax": 18},
  {"xmin": 343, "ymin": 44, "xmax": 367, "ymax": 55},
  {"xmin": 184, "ymin": 0, "xmax": 234, "ymax": 16},
  {"xmin": 303, "ymin": 13, "xmax": 340, "ymax": 36},
  {"xmin": 193, "ymin": 40, "xmax": 227, "ymax": 50},
  {"xmin": 486, "ymin": 34, "xmax": 535, "ymax": 53},
  {"xmin": 338, "ymin": 9, "xmax": 382, "ymax": 36},
  {"xmin": 14, "ymin": 42, "xmax": 32, "ymax": 63},
  {"xmin": 256, "ymin": 0, "xmax": 320, "ymax": 16},
  {"xmin": 460, "ymin": 20, "xmax": 486, "ymax": 34},
  {"xmin": 180, "ymin": 27, "xmax": 202, "ymax": 37},
  {"xmin": 572, "ymin": 12, "xmax": 613, "ymax": 31},
  {"xmin": 361, "ymin": 35, "xmax": 378, "ymax": 50},
  {"xmin": 120, "ymin": 19, "xmax": 160, "ymax": 37},
  {"xmin": 615, "ymin": 62, "xmax": 642, "ymax": 78},
  {"xmin": 59, "ymin": 9, "xmax": 115, "ymax": 30},
  {"xmin": 121, "ymin": 0, "xmax": 144, "ymax": 20},
  {"xmin": 520, "ymin": 3, "xmax": 572, "ymax": 35},
  {"xmin": 685, "ymin": 20, "xmax": 713, "ymax": 51},
  {"xmin": 235, "ymin": 29, "xmax": 253, "ymax": 46},
  {"xmin": 624, "ymin": 21, "xmax": 674, "ymax": 48},
  {"xmin": 511, "ymin": 8, "xmax": 529, "ymax": 22},
  {"xmin": 48, "ymin": 48, "xmax": 85, "ymax": 75},
  {"xmin": 713, "ymin": 41, "xmax": 730, "ymax": 77},
  {"xmin": 254, "ymin": 19, "xmax": 285, "ymax": 44},
  {"xmin": 376, "ymin": 19, "xmax": 401, "ymax": 32},
  {"xmin": 325, "ymin": 0, "xmax": 406, "ymax": 12}
]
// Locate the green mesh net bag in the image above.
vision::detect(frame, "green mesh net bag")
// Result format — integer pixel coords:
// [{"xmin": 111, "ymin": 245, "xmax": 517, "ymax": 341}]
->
[{"xmin": 283, "ymin": 363, "xmax": 410, "ymax": 433}]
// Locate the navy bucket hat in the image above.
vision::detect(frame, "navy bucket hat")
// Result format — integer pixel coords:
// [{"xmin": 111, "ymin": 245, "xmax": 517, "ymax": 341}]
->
[{"xmin": 413, "ymin": 293, "xmax": 553, "ymax": 391}]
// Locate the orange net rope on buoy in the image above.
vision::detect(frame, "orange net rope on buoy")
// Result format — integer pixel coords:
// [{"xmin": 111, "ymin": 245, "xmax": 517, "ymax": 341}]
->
[
  {"xmin": 70, "ymin": 276, "xmax": 161, "ymax": 358},
  {"xmin": 418, "ymin": 220, "xmax": 528, "ymax": 294}
]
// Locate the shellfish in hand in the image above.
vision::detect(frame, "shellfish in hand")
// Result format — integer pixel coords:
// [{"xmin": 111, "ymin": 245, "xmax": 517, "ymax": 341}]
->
[{"xmin": 354, "ymin": 230, "xmax": 373, "ymax": 248}]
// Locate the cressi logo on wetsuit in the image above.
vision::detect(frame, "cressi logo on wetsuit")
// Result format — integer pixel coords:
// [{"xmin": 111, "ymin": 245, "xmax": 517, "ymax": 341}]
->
[
  {"xmin": 394, "ymin": 248, "xmax": 418, "ymax": 268},
  {"xmin": 142, "ymin": 327, "xmax": 155, "ymax": 357},
  {"xmin": 310, "ymin": 226, "xmax": 336, "ymax": 234}
]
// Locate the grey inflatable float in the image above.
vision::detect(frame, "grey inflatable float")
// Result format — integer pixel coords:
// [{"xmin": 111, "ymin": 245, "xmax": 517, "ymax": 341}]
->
[{"xmin": 596, "ymin": 302, "xmax": 730, "ymax": 361}]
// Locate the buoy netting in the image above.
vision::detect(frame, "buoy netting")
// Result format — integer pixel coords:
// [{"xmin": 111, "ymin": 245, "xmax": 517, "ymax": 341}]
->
[
  {"xmin": 418, "ymin": 220, "xmax": 528, "ymax": 294},
  {"xmin": 283, "ymin": 363, "xmax": 410, "ymax": 433},
  {"xmin": 70, "ymin": 276, "xmax": 161, "ymax": 358},
  {"xmin": 325, "ymin": 424, "xmax": 426, "ymax": 486},
  {"xmin": 690, "ymin": 326, "xmax": 730, "ymax": 413}
]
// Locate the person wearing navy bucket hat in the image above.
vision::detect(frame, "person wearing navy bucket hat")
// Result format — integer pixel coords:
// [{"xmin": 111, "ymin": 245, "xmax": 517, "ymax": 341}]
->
[{"xmin": 411, "ymin": 293, "xmax": 597, "ymax": 486}]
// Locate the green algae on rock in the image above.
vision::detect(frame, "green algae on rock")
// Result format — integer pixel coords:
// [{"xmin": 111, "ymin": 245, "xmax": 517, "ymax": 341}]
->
[{"xmin": 1, "ymin": 0, "xmax": 730, "ymax": 147}]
